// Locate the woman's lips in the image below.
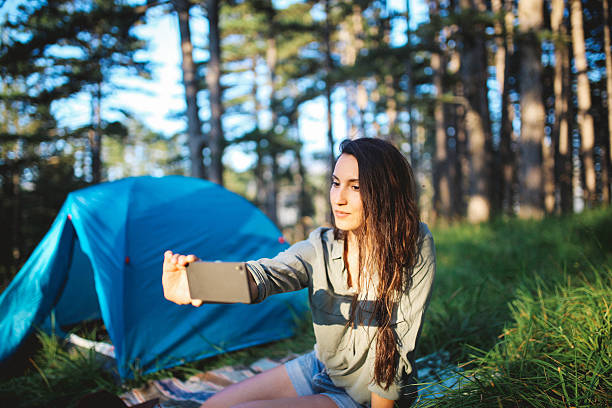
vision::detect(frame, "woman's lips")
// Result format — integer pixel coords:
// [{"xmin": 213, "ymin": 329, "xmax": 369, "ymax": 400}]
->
[{"xmin": 334, "ymin": 210, "xmax": 350, "ymax": 218}]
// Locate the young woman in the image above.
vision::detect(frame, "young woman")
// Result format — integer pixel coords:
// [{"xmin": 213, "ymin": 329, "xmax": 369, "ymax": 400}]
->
[{"xmin": 162, "ymin": 138, "xmax": 436, "ymax": 408}]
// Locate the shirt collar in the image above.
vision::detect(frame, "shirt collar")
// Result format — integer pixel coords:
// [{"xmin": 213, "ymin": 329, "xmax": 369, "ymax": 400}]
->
[{"xmin": 330, "ymin": 234, "xmax": 344, "ymax": 260}]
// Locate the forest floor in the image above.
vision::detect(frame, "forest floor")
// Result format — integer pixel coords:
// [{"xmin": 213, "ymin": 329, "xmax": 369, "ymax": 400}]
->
[{"xmin": 0, "ymin": 208, "xmax": 610, "ymax": 407}]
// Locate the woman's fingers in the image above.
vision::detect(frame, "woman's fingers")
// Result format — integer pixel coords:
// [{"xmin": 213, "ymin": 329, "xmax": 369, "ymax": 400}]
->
[
  {"xmin": 164, "ymin": 250, "xmax": 198, "ymax": 272},
  {"xmin": 177, "ymin": 254, "xmax": 198, "ymax": 266},
  {"xmin": 191, "ymin": 299, "xmax": 203, "ymax": 307}
]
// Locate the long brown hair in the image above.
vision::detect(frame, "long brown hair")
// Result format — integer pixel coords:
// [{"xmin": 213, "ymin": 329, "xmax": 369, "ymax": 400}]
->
[{"xmin": 336, "ymin": 138, "xmax": 420, "ymax": 389}]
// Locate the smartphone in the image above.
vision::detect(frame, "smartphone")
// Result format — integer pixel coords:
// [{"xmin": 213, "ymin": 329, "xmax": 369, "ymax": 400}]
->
[{"xmin": 186, "ymin": 261, "xmax": 253, "ymax": 304}]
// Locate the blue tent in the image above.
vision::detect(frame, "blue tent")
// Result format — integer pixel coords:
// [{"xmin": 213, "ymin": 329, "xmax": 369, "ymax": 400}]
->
[{"xmin": 0, "ymin": 176, "xmax": 307, "ymax": 378}]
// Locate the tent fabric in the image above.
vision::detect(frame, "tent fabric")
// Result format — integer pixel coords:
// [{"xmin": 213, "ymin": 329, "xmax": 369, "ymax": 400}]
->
[{"xmin": 0, "ymin": 176, "xmax": 307, "ymax": 378}]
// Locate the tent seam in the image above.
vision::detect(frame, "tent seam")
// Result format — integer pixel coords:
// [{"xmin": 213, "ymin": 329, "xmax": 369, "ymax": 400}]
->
[{"xmin": 119, "ymin": 176, "xmax": 138, "ymax": 375}]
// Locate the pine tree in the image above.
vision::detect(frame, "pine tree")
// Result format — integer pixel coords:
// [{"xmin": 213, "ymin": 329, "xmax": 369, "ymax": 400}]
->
[
  {"xmin": 517, "ymin": 0, "xmax": 545, "ymax": 218},
  {"xmin": 551, "ymin": 0, "xmax": 573, "ymax": 213},
  {"xmin": 570, "ymin": 0, "xmax": 597, "ymax": 206},
  {"xmin": 457, "ymin": 0, "xmax": 493, "ymax": 222},
  {"xmin": 173, "ymin": 0, "xmax": 206, "ymax": 179},
  {"xmin": 0, "ymin": 0, "xmax": 150, "ymax": 183},
  {"xmin": 205, "ymin": 0, "xmax": 224, "ymax": 185}
]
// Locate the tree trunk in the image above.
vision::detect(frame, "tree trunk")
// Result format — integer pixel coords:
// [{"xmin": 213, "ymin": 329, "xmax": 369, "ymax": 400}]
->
[
  {"xmin": 541, "ymin": 3, "xmax": 556, "ymax": 215},
  {"xmin": 205, "ymin": 0, "xmax": 224, "ymax": 186},
  {"xmin": 324, "ymin": 0, "xmax": 334, "ymax": 222},
  {"xmin": 1, "ymin": 164, "xmax": 18, "ymax": 281},
  {"xmin": 175, "ymin": 0, "xmax": 205, "ymax": 179},
  {"xmin": 497, "ymin": 0, "xmax": 517, "ymax": 215},
  {"xmin": 451, "ymin": 51, "xmax": 467, "ymax": 218},
  {"xmin": 254, "ymin": 142, "xmax": 266, "ymax": 209},
  {"xmin": 517, "ymin": 0, "xmax": 545, "ymax": 218},
  {"xmin": 11, "ymin": 171, "xmax": 21, "ymax": 267},
  {"xmin": 551, "ymin": 0, "xmax": 573, "ymax": 213},
  {"xmin": 340, "ymin": 5, "xmax": 363, "ymax": 139},
  {"xmin": 345, "ymin": 84, "xmax": 359, "ymax": 138},
  {"xmin": 89, "ymin": 83, "xmax": 103, "ymax": 184},
  {"xmin": 570, "ymin": 0, "xmax": 596, "ymax": 206},
  {"xmin": 491, "ymin": 0, "xmax": 503, "ymax": 216},
  {"xmin": 602, "ymin": 0, "xmax": 612, "ymax": 204},
  {"xmin": 251, "ymin": 56, "xmax": 266, "ymax": 210},
  {"xmin": 430, "ymin": 0, "xmax": 451, "ymax": 221},
  {"xmin": 265, "ymin": 2, "xmax": 279, "ymax": 225},
  {"xmin": 377, "ymin": 2, "xmax": 398, "ymax": 142},
  {"xmin": 491, "ymin": 0, "xmax": 512, "ymax": 216},
  {"xmin": 295, "ymin": 132, "xmax": 309, "ymax": 240},
  {"xmin": 267, "ymin": 153, "xmax": 279, "ymax": 226},
  {"xmin": 406, "ymin": 0, "xmax": 417, "ymax": 169},
  {"xmin": 357, "ymin": 83, "xmax": 368, "ymax": 137},
  {"xmin": 459, "ymin": 0, "xmax": 492, "ymax": 223},
  {"xmin": 384, "ymin": 73, "xmax": 398, "ymax": 142}
]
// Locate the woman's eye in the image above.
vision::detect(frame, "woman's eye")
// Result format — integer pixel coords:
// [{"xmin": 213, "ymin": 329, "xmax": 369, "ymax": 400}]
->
[
  {"xmin": 331, "ymin": 181, "xmax": 340, "ymax": 187},
  {"xmin": 351, "ymin": 185, "xmax": 360, "ymax": 191}
]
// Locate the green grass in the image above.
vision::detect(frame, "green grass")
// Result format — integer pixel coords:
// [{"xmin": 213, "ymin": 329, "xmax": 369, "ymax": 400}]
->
[
  {"xmin": 413, "ymin": 208, "xmax": 612, "ymax": 406},
  {"xmin": 420, "ymin": 208, "xmax": 612, "ymax": 362},
  {"xmin": 417, "ymin": 267, "xmax": 611, "ymax": 407},
  {"xmin": 0, "ymin": 332, "xmax": 121, "ymax": 407},
  {"xmin": 0, "ymin": 313, "xmax": 315, "ymax": 407},
  {"xmin": 1, "ymin": 208, "xmax": 610, "ymax": 407}
]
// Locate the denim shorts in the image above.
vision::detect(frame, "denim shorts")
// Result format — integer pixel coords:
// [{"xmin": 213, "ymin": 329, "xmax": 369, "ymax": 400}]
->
[{"xmin": 285, "ymin": 350, "xmax": 366, "ymax": 408}]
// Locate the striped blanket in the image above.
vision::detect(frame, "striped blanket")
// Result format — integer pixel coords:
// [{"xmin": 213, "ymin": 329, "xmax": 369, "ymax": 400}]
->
[{"xmin": 120, "ymin": 351, "xmax": 462, "ymax": 407}]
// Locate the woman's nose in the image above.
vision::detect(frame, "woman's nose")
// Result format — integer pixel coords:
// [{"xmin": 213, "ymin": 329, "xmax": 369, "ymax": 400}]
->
[{"xmin": 334, "ymin": 188, "xmax": 348, "ymax": 205}]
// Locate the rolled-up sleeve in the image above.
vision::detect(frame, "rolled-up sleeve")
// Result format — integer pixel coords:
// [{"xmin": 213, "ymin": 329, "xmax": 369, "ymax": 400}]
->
[
  {"xmin": 246, "ymin": 239, "xmax": 317, "ymax": 303},
  {"xmin": 368, "ymin": 225, "xmax": 436, "ymax": 400}
]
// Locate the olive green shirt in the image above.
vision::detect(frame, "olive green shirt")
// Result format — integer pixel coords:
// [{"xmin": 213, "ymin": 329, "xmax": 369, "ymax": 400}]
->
[{"xmin": 247, "ymin": 223, "xmax": 436, "ymax": 404}]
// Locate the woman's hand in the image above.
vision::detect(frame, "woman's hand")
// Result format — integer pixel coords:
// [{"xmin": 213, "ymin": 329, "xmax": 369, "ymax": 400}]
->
[{"xmin": 162, "ymin": 250, "xmax": 203, "ymax": 307}]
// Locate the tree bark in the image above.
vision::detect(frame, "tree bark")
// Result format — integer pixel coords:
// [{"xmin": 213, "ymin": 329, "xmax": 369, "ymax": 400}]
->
[
  {"xmin": 378, "ymin": 3, "xmax": 398, "ymax": 142},
  {"xmin": 459, "ymin": 0, "xmax": 492, "ymax": 223},
  {"xmin": 89, "ymin": 83, "xmax": 103, "ymax": 184},
  {"xmin": 11, "ymin": 170, "xmax": 21, "ymax": 266},
  {"xmin": 570, "ymin": 0, "xmax": 596, "ymax": 206},
  {"xmin": 205, "ymin": 0, "xmax": 224, "ymax": 185},
  {"xmin": 430, "ymin": 0, "xmax": 451, "ymax": 220},
  {"xmin": 267, "ymin": 153, "xmax": 279, "ymax": 226},
  {"xmin": 602, "ymin": 0, "xmax": 612, "ymax": 204},
  {"xmin": 174, "ymin": 0, "xmax": 205, "ymax": 179},
  {"xmin": 451, "ymin": 50, "xmax": 467, "ymax": 218},
  {"xmin": 265, "ymin": 1, "xmax": 279, "ymax": 226},
  {"xmin": 384, "ymin": 73, "xmax": 398, "ymax": 142},
  {"xmin": 492, "ymin": 0, "xmax": 514, "ymax": 215},
  {"xmin": 517, "ymin": 0, "xmax": 545, "ymax": 218},
  {"xmin": 406, "ymin": 0, "xmax": 417, "ymax": 169},
  {"xmin": 551, "ymin": 0, "xmax": 573, "ymax": 213},
  {"xmin": 497, "ymin": 0, "xmax": 517, "ymax": 214},
  {"xmin": 251, "ymin": 56, "xmax": 266, "ymax": 210},
  {"xmin": 340, "ymin": 5, "xmax": 363, "ymax": 139},
  {"xmin": 324, "ymin": 0, "xmax": 334, "ymax": 222}
]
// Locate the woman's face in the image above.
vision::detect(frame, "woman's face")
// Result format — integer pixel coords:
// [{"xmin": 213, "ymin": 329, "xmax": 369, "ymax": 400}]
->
[{"xmin": 330, "ymin": 153, "xmax": 364, "ymax": 232}]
